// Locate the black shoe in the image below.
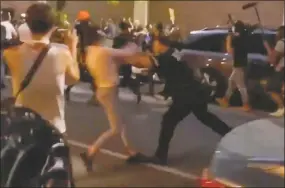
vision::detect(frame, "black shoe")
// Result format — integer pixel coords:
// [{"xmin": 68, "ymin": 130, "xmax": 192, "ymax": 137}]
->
[
  {"xmin": 87, "ymin": 98, "xmax": 99, "ymax": 106},
  {"xmin": 64, "ymin": 91, "xmax": 70, "ymax": 101},
  {"xmin": 158, "ymin": 91, "xmax": 169, "ymax": 101},
  {"xmin": 149, "ymin": 156, "xmax": 167, "ymax": 166},
  {"xmin": 126, "ymin": 152, "xmax": 149, "ymax": 164},
  {"xmin": 65, "ymin": 94, "xmax": 70, "ymax": 101},
  {"xmin": 0, "ymin": 83, "xmax": 5, "ymax": 89},
  {"xmin": 126, "ymin": 153, "xmax": 167, "ymax": 166},
  {"xmin": 136, "ymin": 94, "xmax": 141, "ymax": 104},
  {"xmin": 80, "ymin": 152, "xmax": 93, "ymax": 172}
]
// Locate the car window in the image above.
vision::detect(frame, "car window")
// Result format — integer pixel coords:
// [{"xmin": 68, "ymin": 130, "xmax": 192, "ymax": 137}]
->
[
  {"xmin": 247, "ymin": 33, "xmax": 275, "ymax": 55},
  {"xmin": 184, "ymin": 34, "xmax": 227, "ymax": 53}
]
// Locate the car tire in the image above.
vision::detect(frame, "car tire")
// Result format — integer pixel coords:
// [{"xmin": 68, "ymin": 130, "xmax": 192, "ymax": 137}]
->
[{"xmin": 200, "ymin": 68, "xmax": 227, "ymax": 101}]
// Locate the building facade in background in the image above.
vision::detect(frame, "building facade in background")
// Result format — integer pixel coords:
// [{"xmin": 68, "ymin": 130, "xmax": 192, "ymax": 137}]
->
[
  {"xmin": 1, "ymin": 1, "xmax": 283, "ymax": 37},
  {"xmin": 148, "ymin": 1, "xmax": 284, "ymax": 36},
  {"xmin": 1, "ymin": 1, "xmax": 134, "ymax": 23}
]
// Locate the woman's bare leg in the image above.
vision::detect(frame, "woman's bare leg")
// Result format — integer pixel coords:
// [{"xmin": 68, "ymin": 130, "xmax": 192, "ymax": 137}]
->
[
  {"xmin": 121, "ymin": 127, "xmax": 136, "ymax": 155},
  {"xmin": 87, "ymin": 87, "xmax": 136, "ymax": 157}
]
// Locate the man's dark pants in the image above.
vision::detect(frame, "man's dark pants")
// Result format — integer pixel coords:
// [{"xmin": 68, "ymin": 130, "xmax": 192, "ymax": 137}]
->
[
  {"xmin": 155, "ymin": 90, "xmax": 232, "ymax": 162},
  {"xmin": 120, "ymin": 64, "xmax": 132, "ymax": 87},
  {"xmin": 120, "ymin": 65, "xmax": 142, "ymax": 103}
]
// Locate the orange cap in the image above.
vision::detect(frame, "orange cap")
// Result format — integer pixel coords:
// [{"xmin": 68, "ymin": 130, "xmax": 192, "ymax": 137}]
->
[{"xmin": 77, "ymin": 10, "xmax": 90, "ymax": 20}]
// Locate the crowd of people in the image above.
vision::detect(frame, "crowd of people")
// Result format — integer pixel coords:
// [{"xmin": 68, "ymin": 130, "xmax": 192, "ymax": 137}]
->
[{"xmin": 0, "ymin": 1, "xmax": 284, "ymax": 186}]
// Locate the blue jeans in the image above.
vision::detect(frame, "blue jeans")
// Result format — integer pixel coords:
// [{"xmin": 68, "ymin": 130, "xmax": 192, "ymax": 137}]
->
[{"xmin": 1, "ymin": 50, "xmax": 5, "ymax": 84}]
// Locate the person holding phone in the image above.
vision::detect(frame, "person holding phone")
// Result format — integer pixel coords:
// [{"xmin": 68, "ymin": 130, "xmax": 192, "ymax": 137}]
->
[{"xmin": 3, "ymin": 3, "xmax": 79, "ymax": 134}]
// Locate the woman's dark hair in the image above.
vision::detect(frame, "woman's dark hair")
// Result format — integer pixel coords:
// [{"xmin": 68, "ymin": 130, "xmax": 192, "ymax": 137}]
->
[{"xmin": 26, "ymin": 3, "xmax": 55, "ymax": 34}]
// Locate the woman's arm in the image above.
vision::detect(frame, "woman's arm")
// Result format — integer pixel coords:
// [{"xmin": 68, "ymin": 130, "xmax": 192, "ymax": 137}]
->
[
  {"xmin": 109, "ymin": 45, "xmax": 153, "ymax": 69},
  {"xmin": 109, "ymin": 42, "xmax": 138, "ymax": 58}
]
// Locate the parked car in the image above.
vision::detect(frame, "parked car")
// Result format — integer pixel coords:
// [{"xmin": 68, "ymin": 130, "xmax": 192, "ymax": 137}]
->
[
  {"xmin": 199, "ymin": 118, "xmax": 284, "ymax": 187},
  {"xmin": 179, "ymin": 27, "xmax": 277, "ymax": 111}
]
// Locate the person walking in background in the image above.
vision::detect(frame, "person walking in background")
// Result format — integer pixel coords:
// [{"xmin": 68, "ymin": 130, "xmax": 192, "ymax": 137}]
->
[
  {"xmin": 106, "ymin": 18, "xmax": 118, "ymax": 38},
  {"xmin": 1, "ymin": 10, "xmax": 18, "ymax": 40},
  {"xmin": 113, "ymin": 21, "xmax": 134, "ymax": 87},
  {"xmin": 216, "ymin": 20, "xmax": 251, "ymax": 112},
  {"xmin": 1, "ymin": 10, "xmax": 18, "ymax": 89},
  {"xmin": 113, "ymin": 21, "xmax": 142, "ymax": 103},
  {"xmin": 152, "ymin": 22, "xmax": 171, "ymax": 99},
  {"xmin": 264, "ymin": 25, "xmax": 284, "ymax": 117},
  {"xmin": 64, "ymin": 10, "xmax": 98, "ymax": 104},
  {"xmin": 1, "ymin": 24, "xmax": 7, "ymax": 89}
]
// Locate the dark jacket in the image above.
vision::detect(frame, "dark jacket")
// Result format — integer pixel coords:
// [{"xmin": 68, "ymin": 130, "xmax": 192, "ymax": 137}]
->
[
  {"xmin": 112, "ymin": 32, "xmax": 134, "ymax": 49},
  {"xmin": 153, "ymin": 48, "xmax": 201, "ymax": 98},
  {"xmin": 74, "ymin": 20, "xmax": 92, "ymax": 52}
]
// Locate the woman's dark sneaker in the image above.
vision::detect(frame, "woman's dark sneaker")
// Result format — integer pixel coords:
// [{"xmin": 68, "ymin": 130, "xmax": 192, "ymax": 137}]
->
[{"xmin": 80, "ymin": 152, "xmax": 93, "ymax": 172}]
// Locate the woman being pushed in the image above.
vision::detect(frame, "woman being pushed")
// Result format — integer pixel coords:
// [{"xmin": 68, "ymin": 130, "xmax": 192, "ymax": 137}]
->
[{"xmin": 80, "ymin": 25, "xmax": 152, "ymax": 172}]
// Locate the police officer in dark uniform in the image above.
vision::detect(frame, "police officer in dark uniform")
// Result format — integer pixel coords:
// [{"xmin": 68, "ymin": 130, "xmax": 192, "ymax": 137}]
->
[
  {"xmin": 113, "ymin": 21, "xmax": 141, "ymax": 103},
  {"xmin": 128, "ymin": 36, "xmax": 232, "ymax": 165}
]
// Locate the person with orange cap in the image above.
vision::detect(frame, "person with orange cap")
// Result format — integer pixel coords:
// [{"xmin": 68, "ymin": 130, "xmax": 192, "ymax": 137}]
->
[
  {"xmin": 75, "ymin": 10, "xmax": 91, "ymax": 53},
  {"xmin": 77, "ymin": 10, "xmax": 90, "ymax": 21},
  {"xmin": 65, "ymin": 10, "xmax": 97, "ymax": 103}
]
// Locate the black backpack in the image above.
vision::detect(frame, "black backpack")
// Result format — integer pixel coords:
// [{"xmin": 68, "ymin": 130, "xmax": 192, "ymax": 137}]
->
[
  {"xmin": 1, "ymin": 25, "xmax": 7, "ymax": 49},
  {"xmin": 0, "ymin": 45, "xmax": 75, "ymax": 187},
  {"xmin": 1, "ymin": 25, "xmax": 7, "ymax": 41},
  {"xmin": 1, "ymin": 111, "xmax": 74, "ymax": 187}
]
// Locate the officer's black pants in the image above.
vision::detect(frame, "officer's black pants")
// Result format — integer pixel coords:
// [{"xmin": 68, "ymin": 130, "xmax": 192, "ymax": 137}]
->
[
  {"xmin": 120, "ymin": 64, "xmax": 132, "ymax": 87},
  {"xmin": 155, "ymin": 94, "xmax": 232, "ymax": 161}
]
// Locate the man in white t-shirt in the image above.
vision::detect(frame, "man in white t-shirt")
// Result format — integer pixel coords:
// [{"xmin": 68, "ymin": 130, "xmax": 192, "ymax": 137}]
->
[
  {"xmin": 264, "ymin": 25, "xmax": 284, "ymax": 117},
  {"xmin": 18, "ymin": 22, "xmax": 32, "ymax": 42},
  {"xmin": 1, "ymin": 11, "xmax": 17, "ymax": 88},
  {"xmin": 1, "ymin": 11, "xmax": 17, "ymax": 40},
  {"xmin": 3, "ymin": 3, "xmax": 80, "ymax": 133}
]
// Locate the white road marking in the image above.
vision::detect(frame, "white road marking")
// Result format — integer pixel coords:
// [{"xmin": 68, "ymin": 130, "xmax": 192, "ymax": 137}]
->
[
  {"xmin": 68, "ymin": 139, "xmax": 198, "ymax": 180},
  {"xmin": 70, "ymin": 156, "xmax": 87, "ymax": 177}
]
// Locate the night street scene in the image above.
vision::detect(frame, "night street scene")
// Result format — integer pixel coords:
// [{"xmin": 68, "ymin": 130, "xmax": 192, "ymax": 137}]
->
[{"xmin": 1, "ymin": 1, "xmax": 284, "ymax": 187}]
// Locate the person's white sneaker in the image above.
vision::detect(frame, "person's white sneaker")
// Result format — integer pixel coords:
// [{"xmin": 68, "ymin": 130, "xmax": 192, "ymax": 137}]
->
[
  {"xmin": 154, "ymin": 94, "xmax": 166, "ymax": 100},
  {"xmin": 270, "ymin": 108, "xmax": 285, "ymax": 117}
]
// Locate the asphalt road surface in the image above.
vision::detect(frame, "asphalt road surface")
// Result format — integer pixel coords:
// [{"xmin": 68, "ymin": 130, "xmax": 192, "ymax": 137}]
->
[
  {"xmin": 64, "ymin": 83, "xmax": 283, "ymax": 187},
  {"xmin": 2, "ymin": 81, "xmax": 283, "ymax": 187}
]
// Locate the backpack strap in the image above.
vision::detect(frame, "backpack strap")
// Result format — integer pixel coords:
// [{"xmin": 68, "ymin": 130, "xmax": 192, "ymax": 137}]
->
[{"xmin": 14, "ymin": 45, "xmax": 51, "ymax": 100}]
